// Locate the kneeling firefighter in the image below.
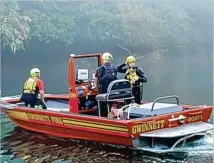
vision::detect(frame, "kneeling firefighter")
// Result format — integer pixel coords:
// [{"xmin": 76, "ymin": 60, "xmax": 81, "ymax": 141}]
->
[
  {"xmin": 20, "ymin": 68, "xmax": 47, "ymax": 109},
  {"xmin": 117, "ymin": 56, "xmax": 147, "ymax": 104}
]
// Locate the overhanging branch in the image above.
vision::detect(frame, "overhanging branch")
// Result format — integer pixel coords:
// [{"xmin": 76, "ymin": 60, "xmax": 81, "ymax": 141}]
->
[{"xmin": 115, "ymin": 40, "xmax": 132, "ymax": 55}]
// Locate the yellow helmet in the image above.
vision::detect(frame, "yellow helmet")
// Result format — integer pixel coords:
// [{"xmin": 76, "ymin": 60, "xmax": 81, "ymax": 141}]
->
[{"xmin": 126, "ymin": 56, "xmax": 136, "ymax": 63}]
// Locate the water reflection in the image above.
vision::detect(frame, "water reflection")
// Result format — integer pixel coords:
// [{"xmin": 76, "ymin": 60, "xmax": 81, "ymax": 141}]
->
[{"xmin": 1, "ymin": 125, "xmax": 213, "ymax": 163}]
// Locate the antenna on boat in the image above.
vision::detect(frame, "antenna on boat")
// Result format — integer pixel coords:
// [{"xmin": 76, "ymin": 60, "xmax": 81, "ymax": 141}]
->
[{"xmin": 70, "ymin": 54, "xmax": 75, "ymax": 57}]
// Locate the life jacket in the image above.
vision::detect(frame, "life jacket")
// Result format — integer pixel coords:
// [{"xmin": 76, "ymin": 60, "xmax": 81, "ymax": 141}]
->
[
  {"xmin": 23, "ymin": 77, "xmax": 39, "ymax": 96},
  {"xmin": 100, "ymin": 64, "xmax": 118, "ymax": 83},
  {"xmin": 125, "ymin": 68, "xmax": 140, "ymax": 85}
]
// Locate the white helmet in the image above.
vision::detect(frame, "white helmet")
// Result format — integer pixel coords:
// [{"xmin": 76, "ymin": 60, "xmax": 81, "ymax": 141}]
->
[
  {"xmin": 102, "ymin": 52, "xmax": 113, "ymax": 62},
  {"xmin": 30, "ymin": 68, "xmax": 40, "ymax": 77}
]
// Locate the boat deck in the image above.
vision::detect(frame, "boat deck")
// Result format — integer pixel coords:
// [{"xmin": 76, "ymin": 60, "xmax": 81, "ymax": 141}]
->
[
  {"xmin": 15, "ymin": 99, "xmax": 70, "ymax": 112},
  {"xmin": 46, "ymin": 100, "xmax": 69, "ymax": 112}
]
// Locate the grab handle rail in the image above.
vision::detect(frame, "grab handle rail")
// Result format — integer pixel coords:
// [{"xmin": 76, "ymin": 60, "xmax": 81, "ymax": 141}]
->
[
  {"xmin": 151, "ymin": 95, "xmax": 179, "ymax": 112},
  {"xmin": 126, "ymin": 103, "xmax": 139, "ymax": 120}
]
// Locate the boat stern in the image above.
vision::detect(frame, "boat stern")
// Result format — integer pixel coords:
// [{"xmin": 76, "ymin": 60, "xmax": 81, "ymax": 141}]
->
[
  {"xmin": 125, "ymin": 104, "xmax": 213, "ymax": 153},
  {"xmin": 131, "ymin": 121, "xmax": 213, "ymax": 153}
]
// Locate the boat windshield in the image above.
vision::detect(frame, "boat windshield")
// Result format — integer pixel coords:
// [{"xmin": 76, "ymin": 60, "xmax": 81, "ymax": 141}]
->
[{"xmin": 75, "ymin": 57, "xmax": 98, "ymax": 83}]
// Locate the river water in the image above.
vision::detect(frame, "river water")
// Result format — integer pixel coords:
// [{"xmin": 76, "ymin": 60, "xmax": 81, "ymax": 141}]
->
[
  {"xmin": 1, "ymin": 43, "xmax": 213, "ymax": 162},
  {"xmin": 1, "ymin": 113, "xmax": 213, "ymax": 163}
]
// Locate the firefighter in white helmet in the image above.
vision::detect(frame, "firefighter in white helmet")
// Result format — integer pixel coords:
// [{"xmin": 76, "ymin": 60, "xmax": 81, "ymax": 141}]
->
[
  {"xmin": 20, "ymin": 68, "xmax": 47, "ymax": 109},
  {"xmin": 95, "ymin": 52, "xmax": 118, "ymax": 116},
  {"xmin": 95, "ymin": 52, "xmax": 118, "ymax": 93}
]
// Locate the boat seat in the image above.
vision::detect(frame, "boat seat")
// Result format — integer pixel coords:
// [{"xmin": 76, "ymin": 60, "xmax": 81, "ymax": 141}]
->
[
  {"xmin": 123, "ymin": 102, "xmax": 184, "ymax": 119},
  {"xmin": 96, "ymin": 79, "xmax": 135, "ymax": 116},
  {"xmin": 95, "ymin": 91, "xmax": 133, "ymax": 101}
]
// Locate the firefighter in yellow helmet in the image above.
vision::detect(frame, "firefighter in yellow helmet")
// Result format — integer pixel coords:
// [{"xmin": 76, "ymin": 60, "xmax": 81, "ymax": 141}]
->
[
  {"xmin": 117, "ymin": 56, "xmax": 147, "ymax": 104},
  {"xmin": 20, "ymin": 68, "xmax": 47, "ymax": 109}
]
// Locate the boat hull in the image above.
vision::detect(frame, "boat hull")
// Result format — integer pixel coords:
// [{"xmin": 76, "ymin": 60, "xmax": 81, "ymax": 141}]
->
[
  {"xmin": 1, "ymin": 94, "xmax": 213, "ymax": 151},
  {"xmin": 1, "ymin": 105, "xmax": 132, "ymax": 146},
  {"xmin": 9, "ymin": 117, "xmax": 133, "ymax": 146}
]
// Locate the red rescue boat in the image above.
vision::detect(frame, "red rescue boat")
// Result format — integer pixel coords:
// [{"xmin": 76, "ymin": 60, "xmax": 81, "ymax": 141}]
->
[{"xmin": 1, "ymin": 53, "xmax": 213, "ymax": 153}]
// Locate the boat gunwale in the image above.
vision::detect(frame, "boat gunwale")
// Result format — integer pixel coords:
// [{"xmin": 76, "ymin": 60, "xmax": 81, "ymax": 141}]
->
[
  {"xmin": 1, "ymin": 94, "xmax": 212, "ymax": 125},
  {"xmin": 1, "ymin": 101, "xmax": 212, "ymax": 126}
]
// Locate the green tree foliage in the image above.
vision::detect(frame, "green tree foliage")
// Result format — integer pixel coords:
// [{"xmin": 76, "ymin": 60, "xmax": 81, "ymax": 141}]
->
[
  {"xmin": 118, "ymin": 1, "xmax": 193, "ymax": 50},
  {"xmin": 0, "ymin": 1, "xmax": 31, "ymax": 53},
  {"xmin": 1, "ymin": 0, "xmax": 195, "ymax": 53},
  {"xmin": 25, "ymin": 9, "xmax": 75, "ymax": 44},
  {"xmin": 22, "ymin": 1, "xmax": 76, "ymax": 44}
]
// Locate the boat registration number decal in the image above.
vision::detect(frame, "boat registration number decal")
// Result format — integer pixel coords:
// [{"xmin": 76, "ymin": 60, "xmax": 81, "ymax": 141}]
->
[
  {"xmin": 188, "ymin": 114, "xmax": 202, "ymax": 122},
  {"xmin": 132, "ymin": 120, "xmax": 165, "ymax": 134}
]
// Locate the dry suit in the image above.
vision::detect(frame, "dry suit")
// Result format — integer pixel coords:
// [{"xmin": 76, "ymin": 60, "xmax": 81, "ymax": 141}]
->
[
  {"xmin": 95, "ymin": 62, "xmax": 118, "ymax": 93},
  {"xmin": 117, "ymin": 63, "xmax": 147, "ymax": 104},
  {"xmin": 95, "ymin": 62, "xmax": 118, "ymax": 116}
]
